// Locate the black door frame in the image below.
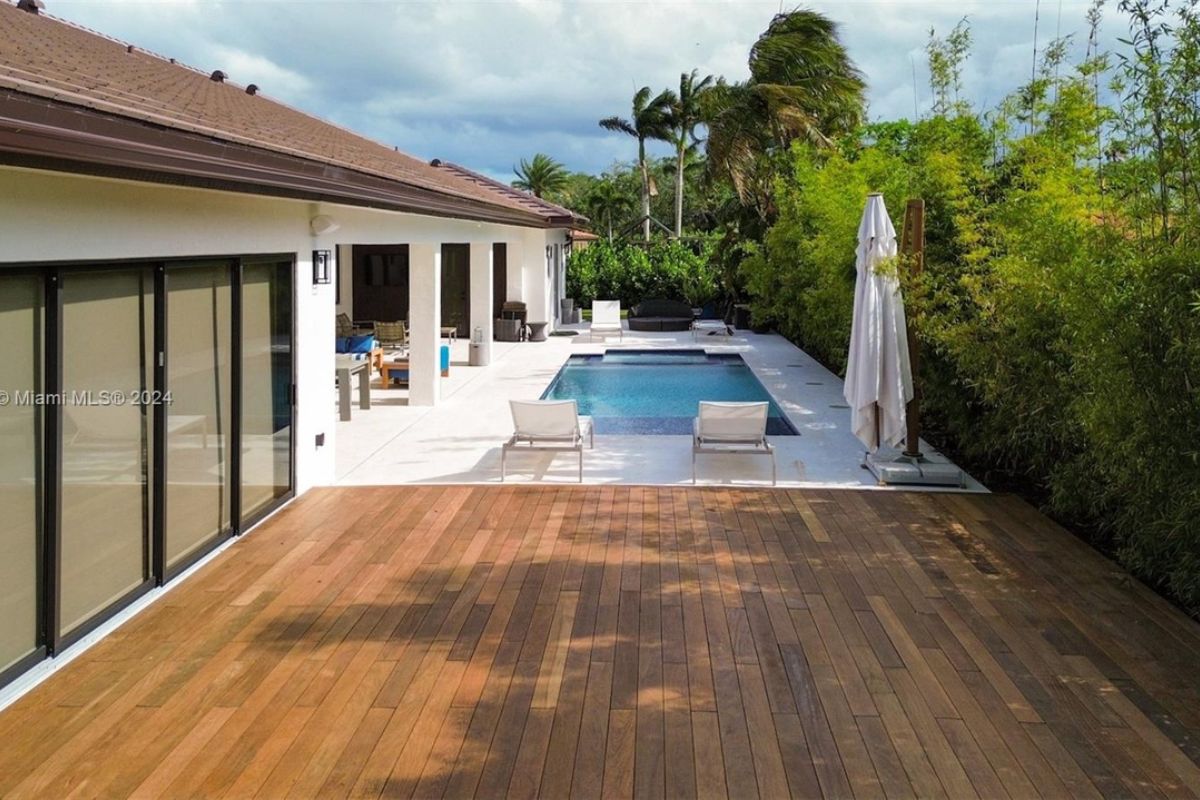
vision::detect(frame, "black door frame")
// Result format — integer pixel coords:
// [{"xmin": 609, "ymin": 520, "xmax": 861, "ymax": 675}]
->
[{"xmin": 0, "ymin": 253, "xmax": 297, "ymax": 675}]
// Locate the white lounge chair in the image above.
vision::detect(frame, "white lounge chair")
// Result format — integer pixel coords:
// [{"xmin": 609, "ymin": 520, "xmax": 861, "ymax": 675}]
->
[
  {"xmin": 693, "ymin": 401, "xmax": 776, "ymax": 485},
  {"xmin": 502, "ymin": 399, "xmax": 595, "ymax": 482},
  {"xmin": 590, "ymin": 300, "xmax": 623, "ymax": 342},
  {"xmin": 691, "ymin": 319, "xmax": 731, "ymax": 341}
]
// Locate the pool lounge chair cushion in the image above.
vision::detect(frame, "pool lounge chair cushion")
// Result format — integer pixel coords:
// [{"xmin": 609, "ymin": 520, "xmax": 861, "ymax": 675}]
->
[
  {"xmin": 693, "ymin": 401, "xmax": 776, "ymax": 485},
  {"xmin": 502, "ymin": 399, "xmax": 595, "ymax": 482},
  {"xmin": 336, "ymin": 334, "xmax": 376, "ymax": 354},
  {"xmin": 590, "ymin": 300, "xmax": 623, "ymax": 341}
]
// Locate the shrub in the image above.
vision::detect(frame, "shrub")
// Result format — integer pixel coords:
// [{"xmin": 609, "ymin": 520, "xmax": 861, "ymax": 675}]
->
[
  {"xmin": 742, "ymin": 114, "xmax": 1200, "ymax": 615},
  {"xmin": 567, "ymin": 238, "xmax": 718, "ymax": 309}
]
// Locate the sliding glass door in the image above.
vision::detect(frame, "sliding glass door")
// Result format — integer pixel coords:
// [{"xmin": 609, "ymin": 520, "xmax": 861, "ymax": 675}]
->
[
  {"xmin": 241, "ymin": 259, "xmax": 293, "ymax": 521},
  {"xmin": 164, "ymin": 263, "xmax": 234, "ymax": 572},
  {"xmin": 0, "ymin": 254, "xmax": 294, "ymax": 686},
  {"xmin": 59, "ymin": 268, "xmax": 154, "ymax": 636},
  {"xmin": 0, "ymin": 276, "xmax": 42, "ymax": 675}
]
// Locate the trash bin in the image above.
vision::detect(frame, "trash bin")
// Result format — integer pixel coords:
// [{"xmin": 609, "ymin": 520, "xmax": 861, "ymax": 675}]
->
[{"xmin": 469, "ymin": 326, "xmax": 489, "ymax": 366}]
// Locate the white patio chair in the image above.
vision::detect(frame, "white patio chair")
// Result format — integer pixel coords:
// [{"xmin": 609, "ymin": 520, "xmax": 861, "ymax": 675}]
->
[
  {"xmin": 590, "ymin": 300, "xmax": 623, "ymax": 342},
  {"xmin": 502, "ymin": 399, "xmax": 595, "ymax": 482},
  {"xmin": 693, "ymin": 401, "xmax": 776, "ymax": 485}
]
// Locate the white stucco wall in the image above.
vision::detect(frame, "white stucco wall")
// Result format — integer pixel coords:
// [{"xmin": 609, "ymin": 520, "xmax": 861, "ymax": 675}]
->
[{"xmin": 0, "ymin": 166, "xmax": 560, "ymax": 494}]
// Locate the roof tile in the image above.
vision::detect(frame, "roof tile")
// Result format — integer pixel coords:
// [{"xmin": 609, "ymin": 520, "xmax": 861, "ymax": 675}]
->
[{"xmin": 0, "ymin": 1, "xmax": 538, "ymax": 217}]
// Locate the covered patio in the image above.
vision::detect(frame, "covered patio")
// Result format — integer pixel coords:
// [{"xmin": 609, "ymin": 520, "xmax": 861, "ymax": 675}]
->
[{"xmin": 1, "ymin": 485, "xmax": 1198, "ymax": 798}]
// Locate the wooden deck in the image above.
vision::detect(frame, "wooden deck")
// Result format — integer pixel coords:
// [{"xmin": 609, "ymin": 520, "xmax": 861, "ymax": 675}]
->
[{"xmin": 3, "ymin": 486, "xmax": 1200, "ymax": 799}]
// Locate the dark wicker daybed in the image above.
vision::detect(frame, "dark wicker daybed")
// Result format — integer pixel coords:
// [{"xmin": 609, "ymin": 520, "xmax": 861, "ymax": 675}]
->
[{"xmin": 627, "ymin": 299, "xmax": 694, "ymax": 332}]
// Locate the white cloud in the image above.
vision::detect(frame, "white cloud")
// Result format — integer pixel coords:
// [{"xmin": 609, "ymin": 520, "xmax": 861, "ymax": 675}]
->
[
  {"xmin": 209, "ymin": 45, "xmax": 312, "ymax": 102},
  {"xmin": 44, "ymin": 0, "xmax": 1129, "ymax": 177}
]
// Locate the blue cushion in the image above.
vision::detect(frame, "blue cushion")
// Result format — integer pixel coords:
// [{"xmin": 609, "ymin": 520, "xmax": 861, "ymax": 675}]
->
[
  {"xmin": 441, "ymin": 344, "xmax": 450, "ymax": 371},
  {"xmin": 347, "ymin": 334, "xmax": 375, "ymax": 353}
]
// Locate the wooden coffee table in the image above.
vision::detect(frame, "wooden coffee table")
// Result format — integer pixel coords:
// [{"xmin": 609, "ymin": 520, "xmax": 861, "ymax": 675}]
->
[{"xmin": 380, "ymin": 359, "xmax": 409, "ymax": 387}]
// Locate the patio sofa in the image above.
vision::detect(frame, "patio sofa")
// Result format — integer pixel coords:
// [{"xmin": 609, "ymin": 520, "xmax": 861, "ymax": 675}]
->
[
  {"xmin": 627, "ymin": 299, "xmax": 694, "ymax": 332},
  {"xmin": 335, "ymin": 333, "xmax": 383, "ymax": 372}
]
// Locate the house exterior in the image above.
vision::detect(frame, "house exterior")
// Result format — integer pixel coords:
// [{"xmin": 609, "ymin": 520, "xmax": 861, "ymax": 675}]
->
[
  {"xmin": 426, "ymin": 159, "xmax": 585, "ymax": 327},
  {"xmin": 0, "ymin": 0, "xmax": 575, "ymax": 691}
]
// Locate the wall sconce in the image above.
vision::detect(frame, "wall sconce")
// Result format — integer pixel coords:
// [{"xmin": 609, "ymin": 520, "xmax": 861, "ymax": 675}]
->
[{"xmin": 312, "ymin": 250, "xmax": 332, "ymax": 285}]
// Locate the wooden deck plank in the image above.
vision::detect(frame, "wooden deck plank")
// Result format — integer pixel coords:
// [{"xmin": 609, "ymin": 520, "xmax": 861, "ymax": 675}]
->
[{"xmin": 1, "ymin": 485, "xmax": 1199, "ymax": 799}]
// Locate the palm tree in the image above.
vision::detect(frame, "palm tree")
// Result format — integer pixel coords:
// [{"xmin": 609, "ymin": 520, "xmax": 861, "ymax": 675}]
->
[
  {"xmin": 585, "ymin": 180, "xmax": 636, "ymax": 240},
  {"xmin": 706, "ymin": 10, "xmax": 865, "ymax": 213},
  {"xmin": 599, "ymin": 86, "xmax": 675, "ymax": 241},
  {"xmin": 512, "ymin": 153, "xmax": 569, "ymax": 198},
  {"xmin": 667, "ymin": 69, "xmax": 714, "ymax": 237}
]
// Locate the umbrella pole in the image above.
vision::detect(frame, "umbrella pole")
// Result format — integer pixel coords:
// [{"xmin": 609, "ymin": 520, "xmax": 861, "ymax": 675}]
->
[
  {"xmin": 900, "ymin": 199, "xmax": 925, "ymax": 460},
  {"xmin": 864, "ymin": 195, "xmax": 965, "ymax": 488},
  {"xmin": 873, "ymin": 402, "xmax": 883, "ymax": 453}
]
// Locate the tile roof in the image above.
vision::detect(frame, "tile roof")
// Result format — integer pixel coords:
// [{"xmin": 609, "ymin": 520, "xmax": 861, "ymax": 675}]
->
[
  {"xmin": 429, "ymin": 160, "xmax": 585, "ymax": 224},
  {"xmin": 0, "ymin": 1, "xmax": 547, "ymax": 221}
]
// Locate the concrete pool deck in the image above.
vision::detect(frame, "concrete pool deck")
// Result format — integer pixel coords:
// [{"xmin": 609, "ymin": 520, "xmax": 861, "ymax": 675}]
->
[{"xmin": 333, "ymin": 325, "xmax": 984, "ymax": 490}]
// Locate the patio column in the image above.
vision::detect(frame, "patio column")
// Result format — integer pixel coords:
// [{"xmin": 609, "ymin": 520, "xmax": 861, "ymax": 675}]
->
[
  {"xmin": 521, "ymin": 229, "xmax": 551, "ymax": 325},
  {"xmin": 408, "ymin": 242, "xmax": 441, "ymax": 406},
  {"xmin": 469, "ymin": 242, "xmax": 493, "ymax": 362}
]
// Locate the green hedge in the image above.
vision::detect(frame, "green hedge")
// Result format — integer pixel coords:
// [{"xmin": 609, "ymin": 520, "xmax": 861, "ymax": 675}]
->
[
  {"xmin": 742, "ymin": 118, "xmax": 1200, "ymax": 615},
  {"xmin": 567, "ymin": 239, "xmax": 718, "ymax": 309}
]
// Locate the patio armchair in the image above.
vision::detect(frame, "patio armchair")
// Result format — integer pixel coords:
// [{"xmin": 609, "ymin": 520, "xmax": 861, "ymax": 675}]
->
[
  {"xmin": 501, "ymin": 399, "xmax": 594, "ymax": 483},
  {"xmin": 590, "ymin": 300, "xmax": 623, "ymax": 342},
  {"xmin": 374, "ymin": 320, "xmax": 408, "ymax": 351},
  {"xmin": 693, "ymin": 401, "xmax": 776, "ymax": 485},
  {"xmin": 336, "ymin": 312, "xmax": 374, "ymax": 338}
]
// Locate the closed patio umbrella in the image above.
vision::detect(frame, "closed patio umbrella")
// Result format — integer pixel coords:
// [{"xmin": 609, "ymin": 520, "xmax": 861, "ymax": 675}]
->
[{"xmin": 844, "ymin": 193, "xmax": 913, "ymax": 452}]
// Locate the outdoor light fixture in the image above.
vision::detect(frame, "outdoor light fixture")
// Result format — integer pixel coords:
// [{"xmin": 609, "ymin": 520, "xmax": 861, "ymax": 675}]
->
[{"xmin": 312, "ymin": 249, "xmax": 332, "ymax": 285}]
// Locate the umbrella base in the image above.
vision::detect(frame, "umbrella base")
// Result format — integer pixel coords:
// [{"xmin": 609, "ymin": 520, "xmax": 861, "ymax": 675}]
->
[{"xmin": 863, "ymin": 450, "xmax": 966, "ymax": 488}]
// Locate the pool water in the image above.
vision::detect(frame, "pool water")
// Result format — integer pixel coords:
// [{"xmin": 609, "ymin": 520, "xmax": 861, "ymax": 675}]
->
[{"xmin": 542, "ymin": 350, "xmax": 798, "ymax": 435}]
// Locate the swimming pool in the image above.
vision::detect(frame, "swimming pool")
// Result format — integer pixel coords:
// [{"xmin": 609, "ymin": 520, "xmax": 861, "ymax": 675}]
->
[{"xmin": 541, "ymin": 349, "xmax": 798, "ymax": 435}]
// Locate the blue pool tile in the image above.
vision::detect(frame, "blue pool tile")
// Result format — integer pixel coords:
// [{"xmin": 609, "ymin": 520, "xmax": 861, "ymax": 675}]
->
[{"xmin": 545, "ymin": 350, "xmax": 798, "ymax": 436}]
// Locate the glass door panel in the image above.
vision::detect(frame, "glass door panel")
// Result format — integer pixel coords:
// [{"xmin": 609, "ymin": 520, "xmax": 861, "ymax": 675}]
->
[
  {"xmin": 165, "ymin": 263, "xmax": 233, "ymax": 569},
  {"xmin": 241, "ymin": 260, "xmax": 292, "ymax": 519},
  {"xmin": 440, "ymin": 244, "xmax": 470, "ymax": 336},
  {"xmin": 0, "ymin": 276, "xmax": 42, "ymax": 672},
  {"xmin": 60, "ymin": 269, "xmax": 153, "ymax": 635}
]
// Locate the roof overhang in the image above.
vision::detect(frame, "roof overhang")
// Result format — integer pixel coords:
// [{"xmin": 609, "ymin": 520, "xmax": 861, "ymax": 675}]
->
[{"xmin": 0, "ymin": 90, "xmax": 555, "ymax": 229}]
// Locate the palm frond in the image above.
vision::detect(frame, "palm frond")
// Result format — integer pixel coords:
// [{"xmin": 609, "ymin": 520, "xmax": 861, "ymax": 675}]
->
[{"xmin": 599, "ymin": 116, "xmax": 637, "ymax": 137}]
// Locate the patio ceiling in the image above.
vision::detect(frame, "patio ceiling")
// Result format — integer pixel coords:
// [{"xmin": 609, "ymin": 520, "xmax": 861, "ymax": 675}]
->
[{"xmin": 1, "ymin": 485, "xmax": 1198, "ymax": 798}]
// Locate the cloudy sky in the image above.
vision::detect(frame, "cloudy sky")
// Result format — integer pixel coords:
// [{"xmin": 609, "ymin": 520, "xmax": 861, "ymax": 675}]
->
[{"xmin": 44, "ymin": 0, "xmax": 1121, "ymax": 179}]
